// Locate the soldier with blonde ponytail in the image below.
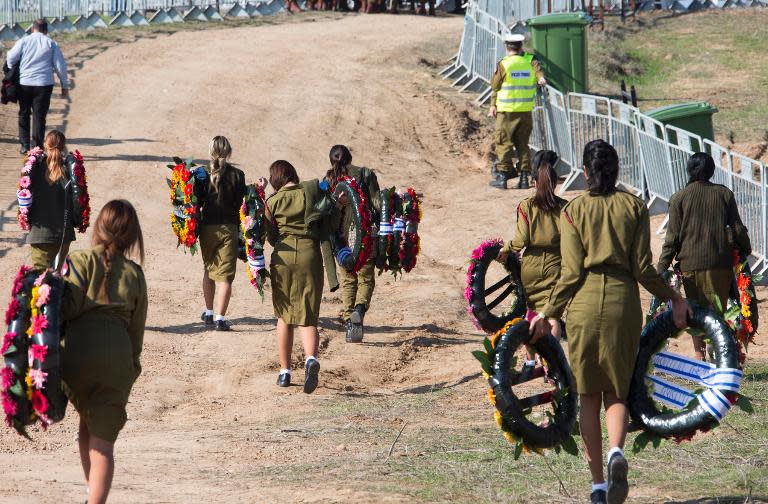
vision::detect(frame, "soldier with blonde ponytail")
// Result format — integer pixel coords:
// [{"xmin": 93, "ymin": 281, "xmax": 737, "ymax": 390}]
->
[
  {"xmin": 196, "ymin": 135, "xmax": 246, "ymax": 331},
  {"xmin": 60, "ymin": 199, "xmax": 147, "ymax": 504},
  {"xmin": 24, "ymin": 129, "xmax": 76, "ymax": 269}
]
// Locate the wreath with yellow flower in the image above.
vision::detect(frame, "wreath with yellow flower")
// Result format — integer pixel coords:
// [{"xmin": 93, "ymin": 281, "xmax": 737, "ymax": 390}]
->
[
  {"xmin": 473, "ymin": 318, "xmax": 579, "ymax": 458},
  {"xmin": 166, "ymin": 157, "xmax": 203, "ymax": 255},
  {"xmin": 2, "ymin": 266, "xmax": 68, "ymax": 437},
  {"xmin": 239, "ymin": 184, "xmax": 269, "ymax": 300}
]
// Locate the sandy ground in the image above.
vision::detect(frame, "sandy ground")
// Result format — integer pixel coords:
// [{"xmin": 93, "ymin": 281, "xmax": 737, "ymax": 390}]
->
[{"xmin": 0, "ymin": 13, "xmax": 765, "ymax": 504}]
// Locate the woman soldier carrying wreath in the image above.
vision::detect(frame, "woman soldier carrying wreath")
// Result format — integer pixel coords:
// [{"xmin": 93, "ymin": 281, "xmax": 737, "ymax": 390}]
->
[
  {"xmin": 196, "ymin": 136, "xmax": 246, "ymax": 332},
  {"xmin": 497, "ymin": 149, "xmax": 566, "ymax": 375},
  {"xmin": 260, "ymin": 160, "xmax": 339, "ymax": 392},
  {"xmin": 25, "ymin": 130, "xmax": 76, "ymax": 270},
  {"xmin": 325, "ymin": 145, "xmax": 381, "ymax": 343},
  {"xmin": 530, "ymin": 140, "xmax": 689, "ymax": 504}
]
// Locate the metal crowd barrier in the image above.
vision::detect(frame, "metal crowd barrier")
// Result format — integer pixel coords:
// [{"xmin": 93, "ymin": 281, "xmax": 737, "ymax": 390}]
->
[{"xmin": 527, "ymin": 83, "xmax": 768, "ymax": 273}]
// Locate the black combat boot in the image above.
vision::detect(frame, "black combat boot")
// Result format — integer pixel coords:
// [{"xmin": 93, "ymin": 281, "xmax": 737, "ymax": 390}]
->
[
  {"xmin": 347, "ymin": 304, "xmax": 366, "ymax": 343},
  {"xmin": 516, "ymin": 171, "xmax": 530, "ymax": 190},
  {"xmin": 489, "ymin": 171, "xmax": 508, "ymax": 190}
]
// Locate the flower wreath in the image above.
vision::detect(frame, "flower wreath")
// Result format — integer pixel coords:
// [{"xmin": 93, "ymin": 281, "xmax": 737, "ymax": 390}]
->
[
  {"xmin": 398, "ymin": 188, "xmax": 421, "ymax": 274},
  {"xmin": 465, "ymin": 238, "xmax": 526, "ymax": 333},
  {"xmin": 728, "ymin": 250, "xmax": 759, "ymax": 351},
  {"xmin": 240, "ymin": 184, "xmax": 269, "ymax": 300},
  {"xmin": 628, "ymin": 306, "xmax": 752, "ymax": 451},
  {"xmin": 166, "ymin": 157, "xmax": 202, "ymax": 255},
  {"xmin": 17, "ymin": 148, "xmax": 91, "ymax": 233},
  {"xmin": 2, "ymin": 266, "xmax": 68, "ymax": 437},
  {"xmin": 332, "ymin": 176, "xmax": 373, "ymax": 273},
  {"xmin": 473, "ymin": 319, "xmax": 579, "ymax": 457},
  {"xmin": 387, "ymin": 190, "xmax": 403, "ymax": 276}
]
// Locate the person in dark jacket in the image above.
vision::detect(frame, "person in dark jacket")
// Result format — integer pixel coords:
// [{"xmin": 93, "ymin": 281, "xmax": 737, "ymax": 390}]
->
[
  {"xmin": 324, "ymin": 145, "xmax": 380, "ymax": 343},
  {"xmin": 25, "ymin": 129, "xmax": 76, "ymax": 270},
  {"xmin": 657, "ymin": 152, "xmax": 752, "ymax": 361},
  {"xmin": 197, "ymin": 136, "xmax": 246, "ymax": 331}
]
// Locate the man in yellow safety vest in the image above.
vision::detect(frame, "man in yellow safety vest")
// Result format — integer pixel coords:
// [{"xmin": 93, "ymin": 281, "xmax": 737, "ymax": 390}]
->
[{"xmin": 489, "ymin": 33, "xmax": 546, "ymax": 190}]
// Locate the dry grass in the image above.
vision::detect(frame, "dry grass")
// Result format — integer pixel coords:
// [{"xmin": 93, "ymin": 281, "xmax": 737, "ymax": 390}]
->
[{"xmin": 589, "ymin": 9, "xmax": 768, "ymax": 161}]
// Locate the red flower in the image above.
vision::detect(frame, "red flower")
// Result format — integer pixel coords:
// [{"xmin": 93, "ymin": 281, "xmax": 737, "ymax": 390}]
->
[
  {"xmin": 5, "ymin": 299, "xmax": 20, "ymax": 326},
  {"xmin": 31, "ymin": 389, "xmax": 48, "ymax": 414},
  {"xmin": 29, "ymin": 344, "xmax": 47, "ymax": 363},
  {"xmin": 743, "ymin": 318, "xmax": 754, "ymax": 334},
  {"xmin": 2, "ymin": 391, "xmax": 17, "ymax": 416},
  {"xmin": 30, "ymin": 315, "xmax": 48, "ymax": 335},
  {"xmin": 737, "ymin": 273, "xmax": 750, "ymax": 291},
  {"xmin": 184, "ymin": 184, "xmax": 192, "ymax": 197},
  {"xmin": 79, "ymin": 194, "xmax": 89, "ymax": 207},
  {"xmin": 1, "ymin": 332, "xmax": 15, "ymax": 354},
  {"xmin": 1, "ymin": 367, "xmax": 15, "ymax": 390}
]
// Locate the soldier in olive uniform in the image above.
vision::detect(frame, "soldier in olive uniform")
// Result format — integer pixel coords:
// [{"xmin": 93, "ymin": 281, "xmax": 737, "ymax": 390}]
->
[
  {"xmin": 261, "ymin": 161, "xmax": 339, "ymax": 393},
  {"xmin": 25, "ymin": 130, "xmax": 76, "ymax": 270},
  {"xmin": 325, "ymin": 145, "xmax": 381, "ymax": 343},
  {"xmin": 497, "ymin": 150, "xmax": 566, "ymax": 373},
  {"xmin": 530, "ymin": 140, "xmax": 689, "ymax": 504},
  {"xmin": 657, "ymin": 153, "xmax": 752, "ymax": 361},
  {"xmin": 489, "ymin": 33, "xmax": 546, "ymax": 190},
  {"xmin": 61, "ymin": 200, "xmax": 147, "ymax": 504}
]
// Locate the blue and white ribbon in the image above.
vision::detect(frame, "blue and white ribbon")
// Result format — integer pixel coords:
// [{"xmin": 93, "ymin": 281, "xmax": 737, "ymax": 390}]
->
[
  {"xmin": 379, "ymin": 222, "xmax": 393, "ymax": 236},
  {"xmin": 248, "ymin": 255, "xmax": 265, "ymax": 271},
  {"xmin": 393, "ymin": 218, "xmax": 406, "ymax": 233},
  {"xmin": 17, "ymin": 190, "xmax": 33, "ymax": 209},
  {"xmin": 646, "ymin": 350, "xmax": 741, "ymax": 422}
]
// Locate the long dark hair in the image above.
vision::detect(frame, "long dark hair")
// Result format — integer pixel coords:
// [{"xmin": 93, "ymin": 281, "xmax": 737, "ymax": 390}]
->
[
  {"xmin": 531, "ymin": 150, "xmax": 560, "ymax": 211},
  {"xmin": 326, "ymin": 144, "xmax": 352, "ymax": 188},
  {"xmin": 91, "ymin": 200, "xmax": 144, "ymax": 303},
  {"xmin": 583, "ymin": 139, "xmax": 619, "ymax": 196},
  {"xmin": 269, "ymin": 160, "xmax": 300, "ymax": 191},
  {"xmin": 687, "ymin": 152, "xmax": 715, "ymax": 183}
]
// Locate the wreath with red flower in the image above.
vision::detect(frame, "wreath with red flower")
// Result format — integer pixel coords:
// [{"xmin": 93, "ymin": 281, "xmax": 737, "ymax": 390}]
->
[
  {"xmin": 387, "ymin": 190, "xmax": 403, "ymax": 276},
  {"xmin": 398, "ymin": 188, "xmax": 421, "ymax": 274},
  {"xmin": 332, "ymin": 176, "xmax": 373, "ymax": 273},
  {"xmin": 166, "ymin": 157, "xmax": 201, "ymax": 255},
  {"xmin": 375, "ymin": 187, "xmax": 395, "ymax": 273},
  {"xmin": 16, "ymin": 148, "xmax": 90, "ymax": 233},
  {"xmin": 728, "ymin": 250, "xmax": 759, "ymax": 351},
  {"xmin": 2, "ymin": 266, "xmax": 68, "ymax": 437},
  {"xmin": 240, "ymin": 184, "xmax": 269, "ymax": 300}
]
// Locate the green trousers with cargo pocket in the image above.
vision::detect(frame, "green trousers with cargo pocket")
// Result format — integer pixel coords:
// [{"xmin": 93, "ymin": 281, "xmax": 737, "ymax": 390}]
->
[
  {"xmin": 495, "ymin": 111, "xmax": 533, "ymax": 176},
  {"xmin": 339, "ymin": 258, "xmax": 376, "ymax": 320}
]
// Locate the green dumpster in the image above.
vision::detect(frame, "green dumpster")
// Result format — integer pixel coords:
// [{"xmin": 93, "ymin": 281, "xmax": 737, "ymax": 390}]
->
[
  {"xmin": 527, "ymin": 12, "xmax": 590, "ymax": 94},
  {"xmin": 646, "ymin": 102, "xmax": 718, "ymax": 150}
]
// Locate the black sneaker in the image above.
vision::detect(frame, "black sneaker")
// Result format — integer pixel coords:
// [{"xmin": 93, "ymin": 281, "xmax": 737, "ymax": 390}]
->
[
  {"xmin": 591, "ymin": 489, "xmax": 607, "ymax": 504},
  {"xmin": 347, "ymin": 305, "xmax": 365, "ymax": 343},
  {"xmin": 201, "ymin": 312, "xmax": 214, "ymax": 326},
  {"xmin": 276, "ymin": 372, "xmax": 291, "ymax": 387},
  {"xmin": 214, "ymin": 319, "xmax": 231, "ymax": 332},
  {"xmin": 607, "ymin": 452, "xmax": 629, "ymax": 504},
  {"xmin": 20, "ymin": 145, "xmax": 29, "ymax": 155},
  {"xmin": 518, "ymin": 362, "xmax": 536, "ymax": 383},
  {"xmin": 304, "ymin": 358, "xmax": 320, "ymax": 394}
]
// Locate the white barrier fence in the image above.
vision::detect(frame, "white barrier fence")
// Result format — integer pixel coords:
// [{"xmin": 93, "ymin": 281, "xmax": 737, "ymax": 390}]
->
[
  {"xmin": 530, "ymin": 85, "xmax": 767, "ymax": 274},
  {"xmin": 0, "ymin": 0, "xmax": 287, "ymax": 34}
]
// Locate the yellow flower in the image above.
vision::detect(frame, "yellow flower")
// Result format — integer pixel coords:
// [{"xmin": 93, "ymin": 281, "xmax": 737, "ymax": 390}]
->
[
  {"xmin": 25, "ymin": 371, "xmax": 33, "ymax": 400},
  {"xmin": 487, "ymin": 388, "xmax": 496, "ymax": 406},
  {"xmin": 522, "ymin": 444, "xmax": 531, "ymax": 454},
  {"xmin": 742, "ymin": 304, "xmax": 751, "ymax": 318},
  {"xmin": 502, "ymin": 431, "xmax": 515, "ymax": 444},
  {"xmin": 482, "ymin": 371, "xmax": 491, "ymax": 380},
  {"xmin": 494, "ymin": 410, "xmax": 503, "ymax": 427}
]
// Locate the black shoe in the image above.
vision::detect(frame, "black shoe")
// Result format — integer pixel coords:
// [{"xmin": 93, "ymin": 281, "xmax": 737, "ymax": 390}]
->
[
  {"xmin": 607, "ymin": 452, "xmax": 629, "ymax": 504},
  {"xmin": 516, "ymin": 172, "xmax": 530, "ymax": 189},
  {"xmin": 214, "ymin": 319, "xmax": 231, "ymax": 332},
  {"xmin": 276, "ymin": 372, "xmax": 291, "ymax": 387},
  {"xmin": 489, "ymin": 172, "xmax": 508, "ymax": 190},
  {"xmin": 591, "ymin": 489, "xmax": 607, "ymax": 504},
  {"xmin": 201, "ymin": 312, "xmax": 214, "ymax": 326},
  {"xmin": 518, "ymin": 362, "xmax": 536, "ymax": 383},
  {"xmin": 348, "ymin": 304, "xmax": 365, "ymax": 342},
  {"xmin": 20, "ymin": 145, "xmax": 29, "ymax": 155},
  {"xmin": 304, "ymin": 358, "xmax": 320, "ymax": 394}
]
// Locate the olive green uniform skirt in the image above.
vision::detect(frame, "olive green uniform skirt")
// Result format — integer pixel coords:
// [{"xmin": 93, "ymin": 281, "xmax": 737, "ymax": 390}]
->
[
  {"xmin": 271, "ymin": 235, "xmax": 323, "ymax": 326},
  {"xmin": 566, "ymin": 269, "xmax": 642, "ymax": 399},
  {"xmin": 62, "ymin": 316, "xmax": 138, "ymax": 443},
  {"xmin": 520, "ymin": 248, "xmax": 560, "ymax": 312},
  {"xmin": 199, "ymin": 224, "xmax": 238, "ymax": 283},
  {"xmin": 29, "ymin": 241, "xmax": 71, "ymax": 270}
]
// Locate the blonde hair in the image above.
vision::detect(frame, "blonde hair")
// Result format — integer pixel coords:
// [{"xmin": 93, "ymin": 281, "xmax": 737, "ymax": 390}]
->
[
  {"xmin": 209, "ymin": 136, "xmax": 232, "ymax": 201},
  {"xmin": 44, "ymin": 130, "xmax": 66, "ymax": 184}
]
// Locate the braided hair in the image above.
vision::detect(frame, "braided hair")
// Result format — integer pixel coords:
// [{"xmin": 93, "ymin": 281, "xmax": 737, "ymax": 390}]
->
[
  {"xmin": 209, "ymin": 136, "xmax": 232, "ymax": 203},
  {"xmin": 583, "ymin": 139, "xmax": 619, "ymax": 196},
  {"xmin": 91, "ymin": 200, "xmax": 144, "ymax": 303}
]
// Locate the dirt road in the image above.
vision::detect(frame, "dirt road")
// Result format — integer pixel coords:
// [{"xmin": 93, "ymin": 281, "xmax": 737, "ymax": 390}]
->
[{"xmin": 0, "ymin": 13, "xmax": 764, "ymax": 504}]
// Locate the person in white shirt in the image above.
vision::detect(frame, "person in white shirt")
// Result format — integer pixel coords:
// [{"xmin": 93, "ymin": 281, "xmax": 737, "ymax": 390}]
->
[{"xmin": 6, "ymin": 19, "xmax": 69, "ymax": 154}]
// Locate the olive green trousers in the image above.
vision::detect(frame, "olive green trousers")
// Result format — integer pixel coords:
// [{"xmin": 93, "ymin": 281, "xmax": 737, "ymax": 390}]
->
[
  {"xmin": 682, "ymin": 268, "xmax": 733, "ymax": 309},
  {"xmin": 495, "ymin": 111, "xmax": 533, "ymax": 175},
  {"xmin": 339, "ymin": 259, "xmax": 375, "ymax": 320}
]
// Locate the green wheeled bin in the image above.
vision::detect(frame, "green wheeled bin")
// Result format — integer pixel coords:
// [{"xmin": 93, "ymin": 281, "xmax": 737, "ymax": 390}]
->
[
  {"xmin": 527, "ymin": 12, "xmax": 590, "ymax": 94},
  {"xmin": 646, "ymin": 102, "xmax": 718, "ymax": 151}
]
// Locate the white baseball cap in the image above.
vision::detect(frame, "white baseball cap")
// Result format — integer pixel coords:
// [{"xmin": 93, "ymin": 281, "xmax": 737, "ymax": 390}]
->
[{"xmin": 503, "ymin": 33, "xmax": 525, "ymax": 43}]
